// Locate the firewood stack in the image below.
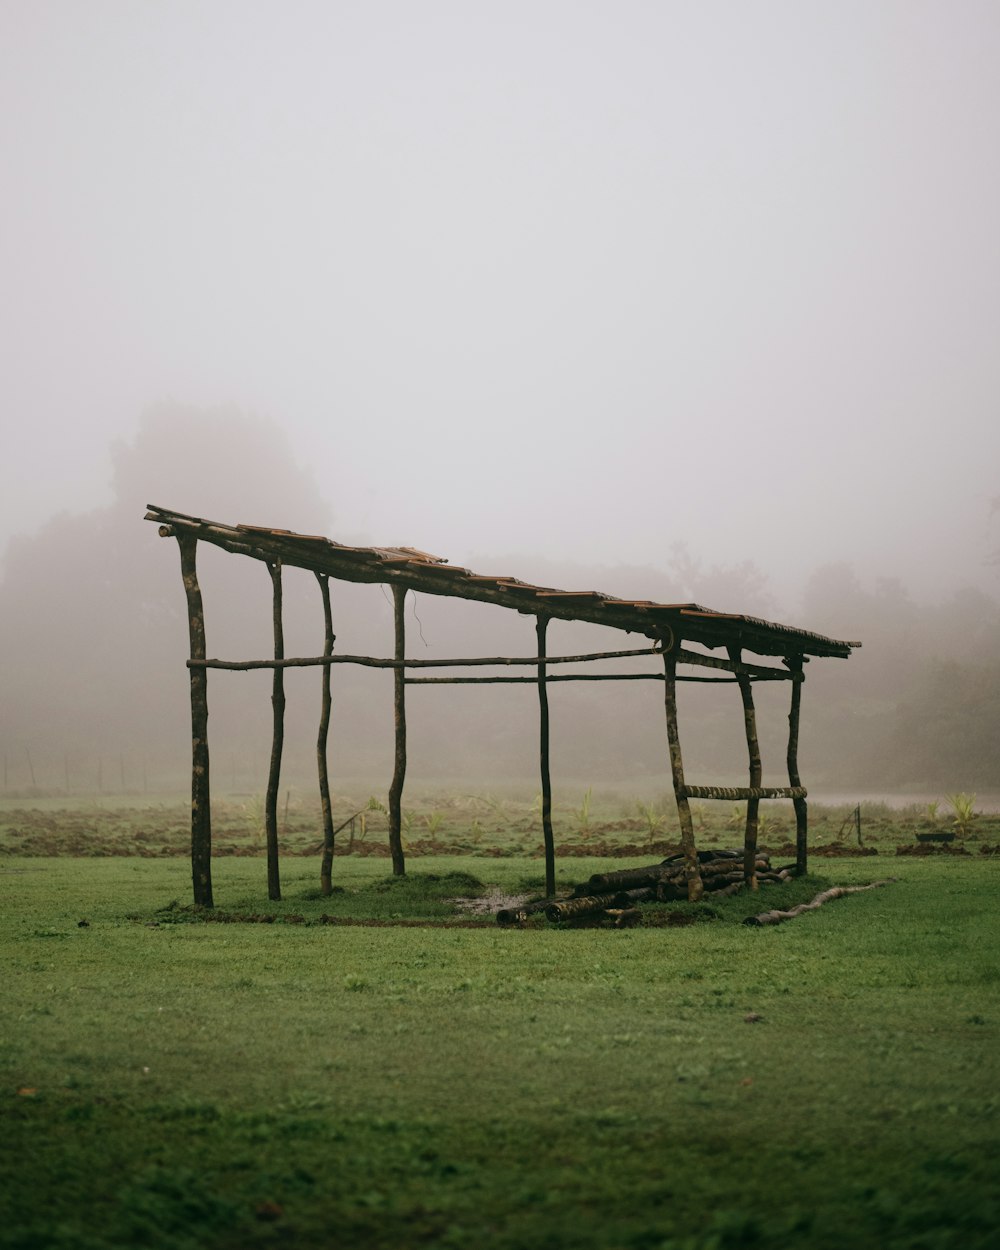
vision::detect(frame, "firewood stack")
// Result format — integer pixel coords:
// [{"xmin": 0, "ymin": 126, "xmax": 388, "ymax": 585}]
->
[{"xmin": 496, "ymin": 850, "xmax": 793, "ymax": 926}]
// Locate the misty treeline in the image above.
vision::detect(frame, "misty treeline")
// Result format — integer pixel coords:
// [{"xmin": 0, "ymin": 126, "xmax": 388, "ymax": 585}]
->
[{"xmin": 1, "ymin": 405, "xmax": 998, "ymax": 797}]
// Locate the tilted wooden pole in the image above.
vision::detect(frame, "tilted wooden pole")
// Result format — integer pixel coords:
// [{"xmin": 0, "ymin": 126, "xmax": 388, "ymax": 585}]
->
[
  {"xmin": 728, "ymin": 645, "xmax": 762, "ymax": 890},
  {"xmin": 662, "ymin": 648, "xmax": 703, "ymax": 901},
  {"xmin": 316, "ymin": 573, "xmax": 336, "ymax": 896},
  {"xmin": 265, "ymin": 561, "xmax": 285, "ymax": 901},
  {"xmin": 786, "ymin": 655, "xmax": 808, "ymax": 875},
  {"xmin": 177, "ymin": 534, "xmax": 213, "ymax": 908},
  {"xmin": 387, "ymin": 584, "xmax": 407, "ymax": 876},
  {"xmin": 536, "ymin": 615, "xmax": 556, "ymax": 897}
]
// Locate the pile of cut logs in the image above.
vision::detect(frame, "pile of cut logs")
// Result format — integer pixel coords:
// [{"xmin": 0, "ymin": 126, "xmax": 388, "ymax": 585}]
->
[{"xmin": 496, "ymin": 849, "xmax": 793, "ymax": 926}]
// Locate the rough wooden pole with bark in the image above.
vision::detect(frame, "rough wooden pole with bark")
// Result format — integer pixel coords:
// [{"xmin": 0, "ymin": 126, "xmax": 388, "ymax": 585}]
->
[
  {"xmin": 536, "ymin": 615, "xmax": 556, "ymax": 897},
  {"xmin": 729, "ymin": 644, "xmax": 762, "ymax": 890},
  {"xmin": 786, "ymin": 655, "xmax": 808, "ymax": 875},
  {"xmin": 387, "ymin": 583, "xmax": 407, "ymax": 876},
  {"xmin": 265, "ymin": 560, "xmax": 285, "ymax": 901},
  {"xmin": 177, "ymin": 534, "xmax": 213, "ymax": 908},
  {"xmin": 662, "ymin": 647, "xmax": 703, "ymax": 901},
  {"xmin": 316, "ymin": 573, "xmax": 336, "ymax": 896}
]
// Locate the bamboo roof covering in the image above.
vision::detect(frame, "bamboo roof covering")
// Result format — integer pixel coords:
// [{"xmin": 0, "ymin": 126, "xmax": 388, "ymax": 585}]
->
[{"xmin": 145, "ymin": 505, "xmax": 860, "ymax": 660}]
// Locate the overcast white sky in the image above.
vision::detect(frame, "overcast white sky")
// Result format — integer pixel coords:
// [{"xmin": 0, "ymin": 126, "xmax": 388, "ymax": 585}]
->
[{"xmin": 3, "ymin": 0, "xmax": 999, "ymax": 603}]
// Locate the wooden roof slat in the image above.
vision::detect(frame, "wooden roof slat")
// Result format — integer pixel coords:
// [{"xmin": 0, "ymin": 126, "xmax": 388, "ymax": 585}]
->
[
  {"xmin": 463, "ymin": 576, "xmax": 540, "ymax": 591},
  {"xmin": 534, "ymin": 590, "xmax": 611, "ymax": 601},
  {"xmin": 238, "ymin": 524, "xmax": 300, "ymax": 537},
  {"xmin": 608, "ymin": 600, "xmax": 703, "ymax": 610},
  {"xmin": 412, "ymin": 564, "xmax": 472, "ymax": 577},
  {"xmin": 483, "ymin": 581, "xmax": 552, "ymax": 595},
  {"xmin": 390, "ymin": 546, "xmax": 448, "ymax": 562}
]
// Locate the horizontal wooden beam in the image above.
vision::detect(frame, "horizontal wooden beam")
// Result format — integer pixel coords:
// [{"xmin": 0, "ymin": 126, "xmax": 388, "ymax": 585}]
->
[
  {"xmin": 188, "ymin": 649, "xmax": 792, "ymax": 680},
  {"xmin": 681, "ymin": 785, "xmax": 808, "ymax": 800},
  {"xmin": 188, "ymin": 645, "xmax": 664, "ymax": 672},
  {"xmin": 405, "ymin": 673, "xmax": 665, "ymax": 685},
  {"xmin": 406, "ymin": 674, "xmax": 755, "ymax": 685}
]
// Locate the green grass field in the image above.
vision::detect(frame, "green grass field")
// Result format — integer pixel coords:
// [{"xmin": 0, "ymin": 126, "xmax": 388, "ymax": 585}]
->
[{"xmin": 2, "ymin": 849, "xmax": 998, "ymax": 1250}]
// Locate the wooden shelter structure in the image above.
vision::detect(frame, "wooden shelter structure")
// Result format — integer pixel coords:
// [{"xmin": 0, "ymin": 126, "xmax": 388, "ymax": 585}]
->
[{"xmin": 146, "ymin": 505, "xmax": 860, "ymax": 908}]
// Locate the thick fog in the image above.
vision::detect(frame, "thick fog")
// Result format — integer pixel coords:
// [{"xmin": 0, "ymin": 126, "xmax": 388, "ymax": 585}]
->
[{"xmin": 2, "ymin": 3, "xmax": 999, "ymax": 800}]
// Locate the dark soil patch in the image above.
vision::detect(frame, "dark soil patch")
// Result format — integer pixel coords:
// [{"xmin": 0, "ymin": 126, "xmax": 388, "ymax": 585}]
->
[
  {"xmin": 896, "ymin": 842, "xmax": 971, "ymax": 856},
  {"xmin": 811, "ymin": 842, "xmax": 879, "ymax": 857}
]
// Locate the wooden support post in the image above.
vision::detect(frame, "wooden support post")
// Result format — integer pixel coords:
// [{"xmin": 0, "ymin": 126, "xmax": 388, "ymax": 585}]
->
[
  {"xmin": 265, "ymin": 561, "xmax": 285, "ymax": 901},
  {"xmin": 662, "ymin": 648, "xmax": 703, "ymax": 901},
  {"xmin": 536, "ymin": 615, "xmax": 556, "ymax": 898},
  {"xmin": 316, "ymin": 574, "xmax": 336, "ymax": 896},
  {"xmin": 177, "ymin": 534, "xmax": 213, "ymax": 908},
  {"xmin": 387, "ymin": 584, "xmax": 407, "ymax": 876},
  {"xmin": 786, "ymin": 656, "xmax": 808, "ymax": 875},
  {"xmin": 729, "ymin": 645, "xmax": 762, "ymax": 890}
]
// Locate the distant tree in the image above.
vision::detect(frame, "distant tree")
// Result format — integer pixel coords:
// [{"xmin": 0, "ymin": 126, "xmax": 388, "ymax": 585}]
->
[
  {"xmin": 664, "ymin": 544, "xmax": 776, "ymax": 618},
  {"xmin": 108, "ymin": 404, "xmax": 331, "ymax": 536},
  {"xmin": 889, "ymin": 660, "xmax": 1000, "ymax": 788},
  {"xmin": 0, "ymin": 405, "xmax": 333, "ymax": 790},
  {"xmin": 796, "ymin": 563, "xmax": 1000, "ymax": 790}
]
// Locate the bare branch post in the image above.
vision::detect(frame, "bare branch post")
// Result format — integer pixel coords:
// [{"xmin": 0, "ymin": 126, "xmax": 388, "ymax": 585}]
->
[
  {"xmin": 316, "ymin": 573, "xmax": 336, "ymax": 895},
  {"xmin": 387, "ymin": 584, "xmax": 407, "ymax": 876},
  {"xmin": 265, "ymin": 560, "xmax": 285, "ymax": 901},
  {"xmin": 662, "ymin": 647, "xmax": 703, "ymax": 901},
  {"xmin": 729, "ymin": 645, "xmax": 762, "ymax": 890},
  {"xmin": 177, "ymin": 534, "xmax": 213, "ymax": 908},
  {"xmin": 786, "ymin": 656, "xmax": 808, "ymax": 875},
  {"xmin": 536, "ymin": 615, "xmax": 556, "ymax": 897}
]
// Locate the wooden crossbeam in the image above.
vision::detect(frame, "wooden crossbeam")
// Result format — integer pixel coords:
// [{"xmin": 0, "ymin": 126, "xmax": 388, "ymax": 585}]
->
[{"xmin": 681, "ymin": 786, "xmax": 808, "ymax": 800}]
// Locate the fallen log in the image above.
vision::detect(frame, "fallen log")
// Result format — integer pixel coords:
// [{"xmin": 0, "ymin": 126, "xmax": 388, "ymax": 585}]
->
[
  {"xmin": 743, "ymin": 879, "xmax": 898, "ymax": 927},
  {"xmin": 496, "ymin": 897, "xmax": 563, "ymax": 926},
  {"xmin": 498, "ymin": 885, "xmax": 657, "ymax": 924},
  {"xmin": 589, "ymin": 855, "xmax": 772, "ymax": 895},
  {"xmin": 496, "ymin": 850, "xmax": 794, "ymax": 927},
  {"xmin": 587, "ymin": 849, "xmax": 750, "ymax": 892},
  {"xmin": 701, "ymin": 870, "xmax": 744, "ymax": 889},
  {"xmin": 586, "ymin": 864, "xmax": 676, "ymax": 891},
  {"xmin": 617, "ymin": 886, "xmax": 657, "ymax": 904},
  {"xmin": 656, "ymin": 880, "xmax": 687, "ymax": 901},
  {"xmin": 545, "ymin": 894, "xmax": 622, "ymax": 922},
  {"xmin": 701, "ymin": 857, "xmax": 770, "ymax": 880},
  {"xmin": 655, "ymin": 865, "xmax": 784, "ymax": 900}
]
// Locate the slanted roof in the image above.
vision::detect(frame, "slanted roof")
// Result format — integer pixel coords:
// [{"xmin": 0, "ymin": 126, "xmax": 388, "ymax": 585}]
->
[{"xmin": 145, "ymin": 505, "xmax": 860, "ymax": 660}]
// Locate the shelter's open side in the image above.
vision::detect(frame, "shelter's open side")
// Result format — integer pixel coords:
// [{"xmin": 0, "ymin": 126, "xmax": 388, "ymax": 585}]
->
[{"xmin": 145, "ymin": 505, "xmax": 861, "ymax": 908}]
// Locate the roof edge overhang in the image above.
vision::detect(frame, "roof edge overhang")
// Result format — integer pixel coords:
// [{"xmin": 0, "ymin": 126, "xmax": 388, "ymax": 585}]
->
[{"xmin": 145, "ymin": 506, "xmax": 860, "ymax": 660}]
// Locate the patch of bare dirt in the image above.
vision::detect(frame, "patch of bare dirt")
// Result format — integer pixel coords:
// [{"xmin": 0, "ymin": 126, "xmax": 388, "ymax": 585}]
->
[
  {"xmin": 896, "ymin": 842, "xmax": 970, "ymax": 856},
  {"xmin": 451, "ymin": 888, "xmax": 531, "ymax": 916}
]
